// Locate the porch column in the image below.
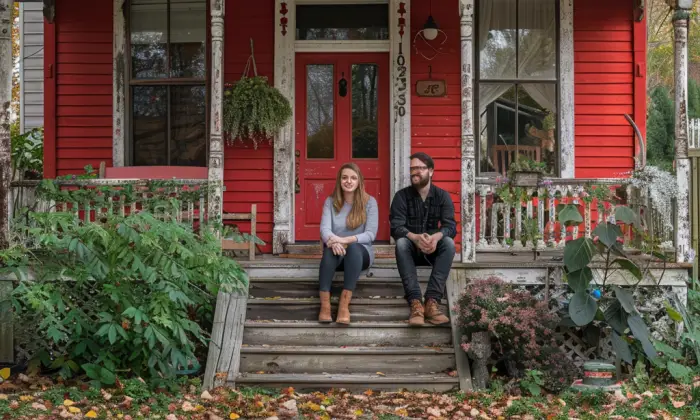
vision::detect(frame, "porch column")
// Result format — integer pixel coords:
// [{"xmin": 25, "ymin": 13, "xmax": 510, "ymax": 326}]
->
[
  {"xmin": 672, "ymin": 5, "xmax": 692, "ymax": 263},
  {"xmin": 208, "ymin": 0, "xmax": 225, "ymax": 225},
  {"xmin": 459, "ymin": 0, "xmax": 476, "ymax": 263},
  {"xmin": 0, "ymin": 0, "xmax": 11, "ymax": 249}
]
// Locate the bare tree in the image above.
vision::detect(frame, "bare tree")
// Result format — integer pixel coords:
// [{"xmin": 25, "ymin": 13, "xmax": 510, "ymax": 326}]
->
[{"xmin": 0, "ymin": 0, "xmax": 12, "ymax": 249}]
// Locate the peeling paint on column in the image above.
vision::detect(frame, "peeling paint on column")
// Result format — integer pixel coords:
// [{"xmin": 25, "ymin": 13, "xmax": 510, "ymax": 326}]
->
[
  {"xmin": 673, "ymin": 10, "xmax": 692, "ymax": 263},
  {"xmin": 273, "ymin": 0, "xmax": 296, "ymax": 254},
  {"xmin": 559, "ymin": 0, "xmax": 575, "ymax": 178},
  {"xmin": 459, "ymin": 0, "xmax": 476, "ymax": 263},
  {"xmin": 113, "ymin": 0, "xmax": 126, "ymax": 167},
  {"xmin": 207, "ymin": 0, "xmax": 225, "ymax": 226}
]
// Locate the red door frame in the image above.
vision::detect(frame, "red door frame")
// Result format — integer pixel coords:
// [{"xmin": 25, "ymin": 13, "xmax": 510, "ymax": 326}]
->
[{"xmin": 294, "ymin": 52, "xmax": 390, "ymax": 242}]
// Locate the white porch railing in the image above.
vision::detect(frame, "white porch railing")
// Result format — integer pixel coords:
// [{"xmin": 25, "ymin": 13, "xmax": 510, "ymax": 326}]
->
[
  {"xmin": 471, "ymin": 178, "xmax": 675, "ymax": 253},
  {"xmin": 690, "ymin": 118, "xmax": 700, "ymax": 150}
]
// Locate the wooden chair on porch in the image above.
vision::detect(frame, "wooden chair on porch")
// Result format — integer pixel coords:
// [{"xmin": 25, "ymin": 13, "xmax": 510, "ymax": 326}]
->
[{"xmin": 491, "ymin": 145, "xmax": 541, "ymax": 176}]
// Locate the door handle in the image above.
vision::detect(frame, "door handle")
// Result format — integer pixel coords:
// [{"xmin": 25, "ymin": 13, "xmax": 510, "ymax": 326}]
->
[
  {"xmin": 338, "ymin": 72, "xmax": 347, "ymax": 97},
  {"xmin": 295, "ymin": 149, "xmax": 301, "ymax": 194}
]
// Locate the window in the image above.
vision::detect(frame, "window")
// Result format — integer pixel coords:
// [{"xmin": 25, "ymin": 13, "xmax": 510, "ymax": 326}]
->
[
  {"xmin": 476, "ymin": 0, "xmax": 558, "ymax": 176},
  {"xmin": 129, "ymin": 0, "xmax": 207, "ymax": 167},
  {"xmin": 296, "ymin": 4, "xmax": 389, "ymax": 41}
]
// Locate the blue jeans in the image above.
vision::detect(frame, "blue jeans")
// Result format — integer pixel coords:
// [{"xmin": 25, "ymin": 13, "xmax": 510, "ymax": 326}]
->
[
  {"xmin": 318, "ymin": 243, "xmax": 370, "ymax": 292},
  {"xmin": 395, "ymin": 236, "xmax": 455, "ymax": 302}
]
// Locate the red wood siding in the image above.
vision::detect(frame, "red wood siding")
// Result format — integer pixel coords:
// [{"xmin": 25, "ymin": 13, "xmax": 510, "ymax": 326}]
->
[
  {"xmin": 223, "ymin": 0, "xmax": 275, "ymax": 253},
  {"xmin": 411, "ymin": 0, "xmax": 463, "ymax": 247},
  {"xmin": 574, "ymin": 0, "xmax": 642, "ymax": 178},
  {"xmin": 47, "ymin": 0, "xmax": 114, "ymax": 177}
]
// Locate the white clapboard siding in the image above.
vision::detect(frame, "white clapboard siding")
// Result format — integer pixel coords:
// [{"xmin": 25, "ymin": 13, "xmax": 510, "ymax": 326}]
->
[{"xmin": 19, "ymin": 2, "xmax": 44, "ymax": 132}]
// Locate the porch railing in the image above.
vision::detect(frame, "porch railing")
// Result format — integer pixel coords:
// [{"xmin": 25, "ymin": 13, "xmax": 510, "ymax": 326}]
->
[
  {"xmin": 471, "ymin": 177, "xmax": 675, "ymax": 254},
  {"xmin": 12, "ymin": 178, "xmax": 212, "ymax": 230}
]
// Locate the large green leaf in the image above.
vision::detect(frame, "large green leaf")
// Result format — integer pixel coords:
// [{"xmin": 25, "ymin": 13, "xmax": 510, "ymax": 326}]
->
[
  {"xmin": 663, "ymin": 301, "xmax": 683, "ymax": 323},
  {"xmin": 558, "ymin": 204, "xmax": 583, "ymax": 226},
  {"xmin": 667, "ymin": 361, "xmax": 693, "ymax": 384},
  {"xmin": 563, "ymin": 237, "xmax": 596, "ymax": 272},
  {"xmin": 592, "ymin": 223, "xmax": 623, "ymax": 248},
  {"xmin": 566, "ymin": 267, "xmax": 593, "ymax": 293},
  {"xmin": 613, "ymin": 258, "xmax": 643, "ymax": 281},
  {"xmin": 627, "ymin": 314, "xmax": 659, "ymax": 362},
  {"xmin": 611, "ymin": 331, "xmax": 633, "ymax": 364},
  {"xmin": 653, "ymin": 340, "xmax": 683, "ymax": 360},
  {"xmin": 613, "ymin": 286, "xmax": 639, "ymax": 315},
  {"xmin": 615, "ymin": 206, "xmax": 639, "ymax": 226},
  {"xmin": 569, "ymin": 292, "xmax": 598, "ymax": 326},
  {"xmin": 604, "ymin": 300, "xmax": 628, "ymax": 335}
]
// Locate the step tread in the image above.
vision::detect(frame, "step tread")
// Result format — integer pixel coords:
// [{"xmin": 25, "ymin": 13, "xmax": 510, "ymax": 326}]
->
[
  {"xmin": 236, "ymin": 372, "xmax": 459, "ymax": 384},
  {"xmin": 249, "ymin": 298, "xmax": 411, "ymax": 304},
  {"xmin": 240, "ymin": 345, "xmax": 455, "ymax": 354},
  {"xmin": 249, "ymin": 277, "xmax": 419, "ymax": 283},
  {"xmin": 244, "ymin": 321, "xmax": 451, "ymax": 328}
]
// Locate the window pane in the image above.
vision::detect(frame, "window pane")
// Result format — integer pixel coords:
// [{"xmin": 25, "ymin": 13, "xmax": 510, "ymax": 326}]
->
[
  {"xmin": 170, "ymin": 86, "xmax": 207, "ymax": 166},
  {"xmin": 518, "ymin": 0, "xmax": 556, "ymax": 80},
  {"xmin": 170, "ymin": 0, "xmax": 206, "ymax": 78},
  {"xmin": 306, "ymin": 64, "xmax": 334, "ymax": 159},
  {"xmin": 519, "ymin": 84, "xmax": 556, "ymax": 173},
  {"xmin": 478, "ymin": 0, "xmax": 516, "ymax": 79},
  {"xmin": 479, "ymin": 84, "xmax": 516, "ymax": 174},
  {"xmin": 296, "ymin": 5, "xmax": 389, "ymax": 40},
  {"xmin": 131, "ymin": 0, "xmax": 168, "ymax": 79},
  {"xmin": 133, "ymin": 86, "xmax": 168, "ymax": 165},
  {"xmin": 352, "ymin": 64, "xmax": 378, "ymax": 159}
]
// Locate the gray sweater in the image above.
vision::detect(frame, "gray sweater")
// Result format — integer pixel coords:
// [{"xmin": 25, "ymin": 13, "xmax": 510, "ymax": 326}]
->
[{"xmin": 320, "ymin": 196, "xmax": 378, "ymax": 267}]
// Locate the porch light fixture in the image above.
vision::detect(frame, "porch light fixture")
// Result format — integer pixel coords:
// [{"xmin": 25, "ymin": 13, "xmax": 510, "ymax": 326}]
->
[
  {"xmin": 422, "ymin": 14, "xmax": 439, "ymax": 41},
  {"xmin": 413, "ymin": 0, "xmax": 447, "ymax": 60}
]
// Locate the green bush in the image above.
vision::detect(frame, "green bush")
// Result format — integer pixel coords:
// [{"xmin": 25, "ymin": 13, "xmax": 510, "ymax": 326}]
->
[{"xmin": 3, "ymin": 210, "xmax": 248, "ymax": 388}]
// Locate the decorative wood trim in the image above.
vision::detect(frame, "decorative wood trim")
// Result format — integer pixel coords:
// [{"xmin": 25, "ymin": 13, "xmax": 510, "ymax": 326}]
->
[
  {"xmin": 113, "ymin": 0, "xmax": 127, "ymax": 167},
  {"xmin": 208, "ymin": 0, "xmax": 225, "ymax": 225},
  {"xmin": 459, "ymin": 0, "xmax": 475, "ymax": 263},
  {"xmin": 43, "ymin": 17, "xmax": 56, "ymax": 178},
  {"xmin": 559, "ymin": 0, "xmax": 575, "ymax": 178},
  {"xmin": 390, "ymin": 0, "xmax": 411, "ymax": 210},
  {"xmin": 294, "ymin": 40, "xmax": 391, "ymax": 52},
  {"xmin": 273, "ymin": 0, "xmax": 296, "ymax": 253}
]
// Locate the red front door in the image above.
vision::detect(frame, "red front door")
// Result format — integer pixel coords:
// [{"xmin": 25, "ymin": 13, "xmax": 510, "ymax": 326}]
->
[{"xmin": 294, "ymin": 53, "xmax": 390, "ymax": 242}]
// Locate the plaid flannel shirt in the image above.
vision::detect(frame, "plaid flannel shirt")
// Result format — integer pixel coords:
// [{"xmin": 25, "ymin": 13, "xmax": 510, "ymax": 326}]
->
[{"xmin": 389, "ymin": 183, "xmax": 457, "ymax": 241}]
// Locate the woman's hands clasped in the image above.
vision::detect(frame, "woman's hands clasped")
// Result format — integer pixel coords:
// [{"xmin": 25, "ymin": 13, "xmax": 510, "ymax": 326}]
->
[{"xmin": 326, "ymin": 235, "xmax": 353, "ymax": 256}]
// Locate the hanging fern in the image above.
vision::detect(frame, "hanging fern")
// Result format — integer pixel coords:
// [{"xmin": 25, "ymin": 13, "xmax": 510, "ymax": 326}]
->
[
  {"xmin": 222, "ymin": 39, "xmax": 292, "ymax": 148},
  {"xmin": 223, "ymin": 76, "xmax": 292, "ymax": 148}
]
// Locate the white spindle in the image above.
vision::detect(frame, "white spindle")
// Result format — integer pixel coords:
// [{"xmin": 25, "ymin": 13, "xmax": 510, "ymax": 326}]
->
[{"xmin": 478, "ymin": 186, "xmax": 488, "ymax": 247}]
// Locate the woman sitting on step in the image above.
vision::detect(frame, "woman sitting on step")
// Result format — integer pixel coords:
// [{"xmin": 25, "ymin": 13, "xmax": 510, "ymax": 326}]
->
[{"xmin": 318, "ymin": 163, "xmax": 378, "ymax": 324}]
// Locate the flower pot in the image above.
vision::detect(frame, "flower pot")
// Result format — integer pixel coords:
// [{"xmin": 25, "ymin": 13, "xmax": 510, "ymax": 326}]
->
[
  {"xmin": 571, "ymin": 360, "xmax": 621, "ymax": 391},
  {"xmin": 512, "ymin": 171, "xmax": 542, "ymax": 187}
]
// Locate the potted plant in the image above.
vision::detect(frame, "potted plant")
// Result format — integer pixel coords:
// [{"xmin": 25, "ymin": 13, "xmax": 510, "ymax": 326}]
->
[
  {"xmin": 507, "ymin": 155, "xmax": 547, "ymax": 187},
  {"xmin": 541, "ymin": 110, "xmax": 556, "ymax": 152},
  {"xmin": 223, "ymin": 39, "xmax": 292, "ymax": 149}
]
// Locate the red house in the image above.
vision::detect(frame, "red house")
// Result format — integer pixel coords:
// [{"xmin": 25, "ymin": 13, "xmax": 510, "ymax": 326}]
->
[{"xmin": 41, "ymin": 0, "xmax": 648, "ymax": 260}]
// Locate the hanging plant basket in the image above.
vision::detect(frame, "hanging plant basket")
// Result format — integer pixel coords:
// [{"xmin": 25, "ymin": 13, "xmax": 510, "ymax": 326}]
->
[{"xmin": 223, "ymin": 38, "xmax": 292, "ymax": 149}]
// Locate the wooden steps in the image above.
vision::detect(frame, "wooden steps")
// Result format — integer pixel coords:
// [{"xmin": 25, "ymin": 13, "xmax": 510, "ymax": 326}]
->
[{"xmin": 235, "ymin": 267, "xmax": 460, "ymax": 392}]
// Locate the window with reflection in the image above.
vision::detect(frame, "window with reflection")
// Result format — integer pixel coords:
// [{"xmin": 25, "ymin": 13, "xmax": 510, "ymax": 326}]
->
[
  {"xmin": 477, "ymin": 0, "xmax": 558, "ymax": 176},
  {"xmin": 130, "ymin": 0, "xmax": 207, "ymax": 166},
  {"xmin": 352, "ymin": 64, "xmax": 379, "ymax": 159},
  {"xmin": 296, "ymin": 4, "xmax": 389, "ymax": 41},
  {"xmin": 306, "ymin": 65, "xmax": 335, "ymax": 159}
]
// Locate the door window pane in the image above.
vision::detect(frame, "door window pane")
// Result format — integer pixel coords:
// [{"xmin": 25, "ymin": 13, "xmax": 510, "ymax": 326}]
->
[
  {"xmin": 170, "ymin": 86, "xmax": 207, "ymax": 166},
  {"xmin": 352, "ymin": 64, "xmax": 379, "ymax": 159},
  {"xmin": 296, "ymin": 5, "xmax": 389, "ymax": 40},
  {"xmin": 133, "ymin": 86, "xmax": 168, "ymax": 165},
  {"xmin": 130, "ymin": 0, "xmax": 168, "ymax": 79},
  {"xmin": 170, "ymin": 0, "xmax": 206, "ymax": 78},
  {"xmin": 306, "ymin": 64, "xmax": 335, "ymax": 159}
]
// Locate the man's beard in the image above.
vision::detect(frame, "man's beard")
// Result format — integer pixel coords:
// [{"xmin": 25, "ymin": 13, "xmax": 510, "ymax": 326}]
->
[{"xmin": 411, "ymin": 174, "xmax": 430, "ymax": 188}]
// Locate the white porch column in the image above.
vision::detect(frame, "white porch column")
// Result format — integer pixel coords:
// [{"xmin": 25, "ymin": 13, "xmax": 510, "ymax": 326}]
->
[
  {"xmin": 672, "ymin": 6, "xmax": 692, "ymax": 263},
  {"xmin": 459, "ymin": 0, "xmax": 476, "ymax": 263},
  {"xmin": 113, "ymin": 0, "xmax": 126, "ymax": 167},
  {"xmin": 208, "ymin": 0, "xmax": 225, "ymax": 225},
  {"xmin": 272, "ymin": 0, "xmax": 295, "ymax": 254}
]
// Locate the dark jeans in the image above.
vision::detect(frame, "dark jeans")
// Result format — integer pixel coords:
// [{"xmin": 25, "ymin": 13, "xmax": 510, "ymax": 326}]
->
[
  {"xmin": 395, "ymin": 236, "xmax": 455, "ymax": 302},
  {"xmin": 319, "ymin": 243, "xmax": 370, "ymax": 292}
]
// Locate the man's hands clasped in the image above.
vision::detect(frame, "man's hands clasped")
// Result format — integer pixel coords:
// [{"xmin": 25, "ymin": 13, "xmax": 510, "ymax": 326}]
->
[{"xmin": 409, "ymin": 232, "xmax": 442, "ymax": 254}]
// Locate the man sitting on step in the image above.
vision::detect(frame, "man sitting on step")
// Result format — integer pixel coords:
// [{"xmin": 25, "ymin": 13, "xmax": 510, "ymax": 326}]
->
[{"xmin": 389, "ymin": 152, "xmax": 456, "ymax": 326}]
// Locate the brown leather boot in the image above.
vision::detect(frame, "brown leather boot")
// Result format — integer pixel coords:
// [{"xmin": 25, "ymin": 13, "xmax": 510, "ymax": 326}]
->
[
  {"xmin": 409, "ymin": 299, "xmax": 424, "ymax": 326},
  {"xmin": 318, "ymin": 291, "xmax": 332, "ymax": 323},
  {"xmin": 336, "ymin": 289, "xmax": 353, "ymax": 324},
  {"xmin": 425, "ymin": 298, "xmax": 449, "ymax": 325}
]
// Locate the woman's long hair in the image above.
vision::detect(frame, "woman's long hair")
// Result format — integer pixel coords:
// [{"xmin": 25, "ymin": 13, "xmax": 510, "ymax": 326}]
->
[{"xmin": 332, "ymin": 163, "xmax": 369, "ymax": 230}]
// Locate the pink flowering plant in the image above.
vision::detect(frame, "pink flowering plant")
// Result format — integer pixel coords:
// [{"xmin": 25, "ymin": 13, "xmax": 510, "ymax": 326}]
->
[{"xmin": 456, "ymin": 277, "xmax": 561, "ymax": 368}]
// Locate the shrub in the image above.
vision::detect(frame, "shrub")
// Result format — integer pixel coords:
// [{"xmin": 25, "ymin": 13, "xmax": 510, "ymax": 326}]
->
[
  {"xmin": 4, "ymin": 211, "xmax": 248, "ymax": 388},
  {"xmin": 455, "ymin": 277, "xmax": 576, "ymax": 389}
]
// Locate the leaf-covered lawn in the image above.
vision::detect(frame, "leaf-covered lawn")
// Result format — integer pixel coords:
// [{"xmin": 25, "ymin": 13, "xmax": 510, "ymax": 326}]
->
[{"xmin": 0, "ymin": 376, "xmax": 698, "ymax": 419}]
